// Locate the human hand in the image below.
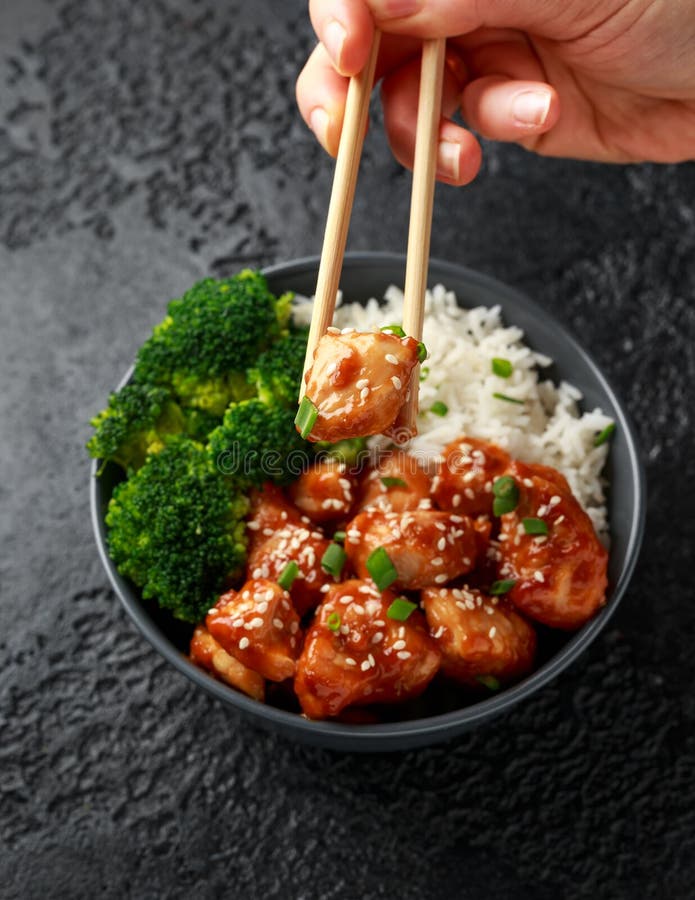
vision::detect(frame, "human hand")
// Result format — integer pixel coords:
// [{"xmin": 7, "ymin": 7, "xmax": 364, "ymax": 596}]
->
[{"xmin": 296, "ymin": 0, "xmax": 695, "ymax": 185}]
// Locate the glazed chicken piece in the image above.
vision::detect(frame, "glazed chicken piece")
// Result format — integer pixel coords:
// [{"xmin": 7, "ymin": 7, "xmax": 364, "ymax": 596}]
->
[
  {"xmin": 246, "ymin": 482, "xmax": 306, "ymax": 555},
  {"xmin": 422, "ymin": 586, "xmax": 536, "ymax": 688},
  {"xmin": 189, "ymin": 625, "xmax": 265, "ymax": 701},
  {"xmin": 344, "ymin": 509, "xmax": 478, "ymax": 590},
  {"xmin": 247, "ymin": 522, "xmax": 336, "ymax": 617},
  {"xmin": 294, "ymin": 579, "xmax": 441, "ymax": 718},
  {"xmin": 301, "ymin": 330, "xmax": 421, "ymax": 442},
  {"xmin": 357, "ymin": 450, "xmax": 433, "ymax": 513},
  {"xmin": 432, "ymin": 436, "xmax": 511, "ymax": 517},
  {"xmin": 497, "ymin": 460, "xmax": 608, "ymax": 630},
  {"xmin": 206, "ymin": 579, "xmax": 301, "ymax": 682},
  {"xmin": 288, "ymin": 457, "xmax": 357, "ymax": 524}
]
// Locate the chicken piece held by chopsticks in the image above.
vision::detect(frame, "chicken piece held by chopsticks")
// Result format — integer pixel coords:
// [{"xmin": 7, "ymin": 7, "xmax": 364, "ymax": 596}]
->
[{"xmin": 296, "ymin": 329, "xmax": 424, "ymax": 443}]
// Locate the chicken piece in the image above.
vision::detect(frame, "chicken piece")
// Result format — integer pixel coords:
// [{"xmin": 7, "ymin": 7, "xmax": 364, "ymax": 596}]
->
[
  {"xmin": 288, "ymin": 457, "xmax": 357, "ymax": 524},
  {"xmin": 246, "ymin": 482, "xmax": 306, "ymax": 554},
  {"xmin": 206, "ymin": 579, "xmax": 301, "ymax": 682},
  {"xmin": 189, "ymin": 625, "xmax": 265, "ymax": 701},
  {"xmin": 294, "ymin": 579, "xmax": 441, "ymax": 718},
  {"xmin": 301, "ymin": 330, "xmax": 421, "ymax": 442},
  {"xmin": 358, "ymin": 450, "xmax": 433, "ymax": 513},
  {"xmin": 432, "ymin": 436, "xmax": 511, "ymax": 517},
  {"xmin": 247, "ymin": 523, "xmax": 335, "ymax": 617},
  {"xmin": 422, "ymin": 586, "xmax": 536, "ymax": 687},
  {"xmin": 344, "ymin": 509, "xmax": 478, "ymax": 590},
  {"xmin": 497, "ymin": 460, "xmax": 608, "ymax": 630}
]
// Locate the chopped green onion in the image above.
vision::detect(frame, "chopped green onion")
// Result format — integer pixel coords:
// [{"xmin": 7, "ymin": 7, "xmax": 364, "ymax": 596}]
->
[
  {"xmin": 476, "ymin": 674, "xmax": 501, "ymax": 691},
  {"xmin": 594, "ymin": 423, "xmax": 616, "ymax": 447},
  {"xmin": 295, "ymin": 396, "xmax": 318, "ymax": 439},
  {"xmin": 381, "ymin": 324, "xmax": 405, "ymax": 338},
  {"xmin": 522, "ymin": 517, "xmax": 549, "ymax": 535},
  {"xmin": 277, "ymin": 560, "xmax": 299, "ymax": 591},
  {"xmin": 387, "ymin": 597, "xmax": 417, "ymax": 622},
  {"xmin": 490, "ymin": 578, "xmax": 516, "ymax": 595},
  {"xmin": 321, "ymin": 543, "xmax": 347, "ymax": 578},
  {"xmin": 327, "ymin": 611, "xmax": 341, "ymax": 632},
  {"xmin": 332, "ymin": 530, "xmax": 346, "ymax": 543},
  {"xmin": 416, "ymin": 341, "xmax": 428, "ymax": 363},
  {"xmin": 366, "ymin": 546, "xmax": 399, "ymax": 591},
  {"xmin": 492, "ymin": 358, "xmax": 513, "ymax": 378},
  {"xmin": 381, "ymin": 476, "xmax": 407, "ymax": 489},
  {"xmin": 492, "ymin": 476, "xmax": 519, "ymax": 516},
  {"xmin": 419, "ymin": 366, "xmax": 430, "ymax": 382},
  {"xmin": 493, "ymin": 392, "xmax": 524, "ymax": 405},
  {"xmin": 430, "ymin": 401, "xmax": 448, "ymax": 417}
]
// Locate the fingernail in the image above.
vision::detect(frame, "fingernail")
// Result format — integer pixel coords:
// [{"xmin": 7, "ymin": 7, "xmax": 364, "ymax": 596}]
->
[
  {"xmin": 310, "ymin": 107, "xmax": 330, "ymax": 148},
  {"xmin": 381, "ymin": 0, "xmax": 423, "ymax": 18},
  {"xmin": 437, "ymin": 141, "xmax": 460, "ymax": 180},
  {"xmin": 512, "ymin": 90, "xmax": 551, "ymax": 127},
  {"xmin": 323, "ymin": 19, "xmax": 346, "ymax": 69}
]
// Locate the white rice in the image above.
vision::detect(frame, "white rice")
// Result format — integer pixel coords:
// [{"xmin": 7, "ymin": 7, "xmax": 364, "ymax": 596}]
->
[{"xmin": 293, "ymin": 284, "xmax": 613, "ymax": 537}]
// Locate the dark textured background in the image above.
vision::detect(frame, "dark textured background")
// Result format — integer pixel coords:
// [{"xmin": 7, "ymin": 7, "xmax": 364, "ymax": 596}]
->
[{"xmin": 1, "ymin": 1, "xmax": 694, "ymax": 898}]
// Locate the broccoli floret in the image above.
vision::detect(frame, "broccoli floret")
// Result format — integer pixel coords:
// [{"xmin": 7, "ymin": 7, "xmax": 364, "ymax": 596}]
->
[
  {"xmin": 247, "ymin": 327, "xmax": 309, "ymax": 407},
  {"xmin": 209, "ymin": 398, "xmax": 313, "ymax": 487},
  {"xmin": 182, "ymin": 407, "xmax": 224, "ymax": 442},
  {"xmin": 106, "ymin": 439, "xmax": 248, "ymax": 623},
  {"xmin": 133, "ymin": 271, "xmax": 293, "ymax": 412},
  {"xmin": 87, "ymin": 383, "xmax": 186, "ymax": 473}
]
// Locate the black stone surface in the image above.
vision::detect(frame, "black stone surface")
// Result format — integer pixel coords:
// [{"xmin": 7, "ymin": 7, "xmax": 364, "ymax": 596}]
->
[{"xmin": 1, "ymin": 1, "xmax": 694, "ymax": 898}]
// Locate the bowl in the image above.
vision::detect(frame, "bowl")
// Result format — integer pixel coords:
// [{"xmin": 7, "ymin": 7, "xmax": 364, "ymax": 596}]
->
[{"xmin": 90, "ymin": 252, "xmax": 646, "ymax": 751}]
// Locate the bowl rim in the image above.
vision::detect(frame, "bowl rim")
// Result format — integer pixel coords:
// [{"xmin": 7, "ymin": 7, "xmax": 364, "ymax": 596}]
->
[{"xmin": 90, "ymin": 251, "xmax": 646, "ymax": 745}]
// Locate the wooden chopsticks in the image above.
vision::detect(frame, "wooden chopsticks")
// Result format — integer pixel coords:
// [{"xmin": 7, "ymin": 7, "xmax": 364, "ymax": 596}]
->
[
  {"xmin": 394, "ymin": 37, "xmax": 446, "ymax": 438},
  {"xmin": 300, "ymin": 30, "xmax": 382, "ymax": 399},
  {"xmin": 300, "ymin": 33, "xmax": 446, "ymax": 440}
]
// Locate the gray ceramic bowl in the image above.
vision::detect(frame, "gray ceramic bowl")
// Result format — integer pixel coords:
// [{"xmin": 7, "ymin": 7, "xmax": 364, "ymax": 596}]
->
[{"xmin": 91, "ymin": 252, "xmax": 646, "ymax": 751}]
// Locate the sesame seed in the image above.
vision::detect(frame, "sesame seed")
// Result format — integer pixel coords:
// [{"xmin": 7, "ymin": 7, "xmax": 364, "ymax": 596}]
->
[
  {"xmin": 326, "ymin": 326, "xmax": 340, "ymax": 334},
  {"xmin": 262, "ymin": 527, "xmax": 274, "ymax": 536},
  {"xmin": 434, "ymin": 573, "xmax": 448, "ymax": 584},
  {"xmin": 340, "ymin": 624, "xmax": 350, "ymax": 635},
  {"xmin": 272, "ymin": 618, "xmax": 283, "ymax": 629},
  {"xmin": 391, "ymin": 375, "xmax": 402, "ymax": 390},
  {"xmin": 232, "ymin": 618, "xmax": 244, "ymax": 628},
  {"xmin": 556, "ymin": 515, "xmax": 565, "ymax": 524},
  {"xmin": 368, "ymin": 653, "xmax": 376, "ymax": 667},
  {"xmin": 393, "ymin": 639, "xmax": 406, "ymax": 651},
  {"xmin": 550, "ymin": 495, "xmax": 562, "ymax": 506},
  {"xmin": 385, "ymin": 353, "xmax": 398, "ymax": 365},
  {"xmin": 463, "ymin": 471, "xmax": 476, "ymax": 483},
  {"xmin": 356, "ymin": 378, "xmax": 370, "ymax": 389},
  {"xmin": 435, "ymin": 522, "xmax": 446, "ymax": 532},
  {"xmin": 432, "ymin": 557, "xmax": 444, "ymax": 566},
  {"xmin": 352, "ymin": 604, "xmax": 365, "ymax": 616},
  {"xmin": 238, "ymin": 637, "xmax": 250, "ymax": 650},
  {"xmin": 345, "ymin": 657, "xmax": 357, "ymax": 667},
  {"xmin": 207, "ymin": 607, "xmax": 217, "ymax": 616},
  {"xmin": 433, "ymin": 626, "xmax": 446, "ymax": 639},
  {"xmin": 249, "ymin": 617, "xmax": 264, "ymax": 629},
  {"xmin": 256, "ymin": 601, "xmax": 268, "ymax": 614},
  {"xmin": 523, "ymin": 478, "xmax": 533, "ymax": 487},
  {"xmin": 488, "ymin": 626, "xmax": 497, "ymax": 639},
  {"xmin": 464, "ymin": 488, "xmax": 475, "ymax": 500},
  {"xmin": 534, "ymin": 571, "xmax": 545, "ymax": 583},
  {"xmin": 452, "ymin": 494, "xmax": 461, "ymax": 507},
  {"xmin": 360, "ymin": 659, "xmax": 371, "ymax": 672},
  {"xmin": 396, "ymin": 650, "xmax": 412, "ymax": 660},
  {"xmin": 360, "ymin": 387, "xmax": 370, "ymax": 401},
  {"xmin": 371, "ymin": 631, "xmax": 384, "ymax": 644},
  {"xmin": 247, "ymin": 521, "xmax": 260, "ymax": 531}
]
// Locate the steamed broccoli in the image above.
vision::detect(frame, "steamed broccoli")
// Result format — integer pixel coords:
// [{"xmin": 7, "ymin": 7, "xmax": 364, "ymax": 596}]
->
[
  {"xmin": 315, "ymin": 437, "xmax": 369, "ymax": 467},
  {"xmin": 106, "ymin": 439, "xmax": 248, "ymax": 623},
  {"xmin": 247, "ymin": 327, "xmax": 309, "ymax": 407},
  {"xmin": 134, "ymin": 271, "xmax": 293, "ymax": 413},
  {"xmin": 87, "ymin": 383, "xmax": 185, "ymax": 473},
  {"xmin": 209, "ymin": 398, "xmax": 312, "ymax": 487}
]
